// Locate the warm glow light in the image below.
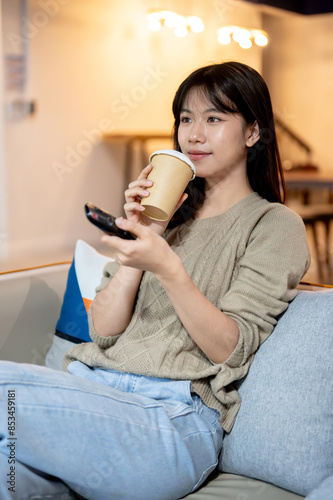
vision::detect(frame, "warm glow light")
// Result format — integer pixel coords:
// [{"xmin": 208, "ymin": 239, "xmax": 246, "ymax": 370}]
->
[
  {"xmin": 174, "ymin": 25, "xmax": 188, "ymax": 37},
  {"xmin": 147, "ymin": 12, "xmax": 162, "ymax": 31},
  {"xmin": 162, "ymin": 11, "xmax": 181, "ymax": 28},
  {"xmin": 232, "ymin": 28, "xmax": 251, "ymax": 43},
  {"xmin": 217, "ymin": 25, "xmax": 268, "ymax": 49},
  {"xmin": 187, "ymin": 16, "xmax": 204, "ymax": 33},
  {"xmin": 218, "ymin": 26, "xmax": 232, "ymax": 36},
  {"xmin": 254, "ymin": 33, "xmax": 268, "ymax": 46},
  {"xmin": 147, "ymin": 14, "xmax": 267, "ymax": 46},
  {"xmin": 239, "ymin": 38, "xmax": 252, "ymax": 49},
  {"xmin": 218, "ymin": 32, "xmax": 231, "ymax": 45},
  {"xmin": 147, "ymin": 10, "xmax": 204, "ymax": 36},
  {"xmin": 147, "ymin": 12, "xmax": 161, "ymax": 22},
  {"xmin": 217, "ymin": 27, "xmax": 232, "ymax": 45},
  {"xmin": 147, "ymin": 19, "xmax": 162, "ymax": 31}
]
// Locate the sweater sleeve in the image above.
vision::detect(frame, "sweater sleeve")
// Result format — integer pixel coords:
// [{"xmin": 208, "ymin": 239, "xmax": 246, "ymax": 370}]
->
[
  {"xmin": 95, "ymin": 260, "xmax": 120, "ymax": 293},
  {"xmin": 217, "ymin": 204, "xmax": 311, "ymax": 381}
]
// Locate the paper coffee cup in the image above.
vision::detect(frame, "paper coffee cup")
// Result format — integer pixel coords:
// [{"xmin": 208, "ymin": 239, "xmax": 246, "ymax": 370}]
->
[{"xmin": 141, "ymin": 149, "xmax": 196, "ymax": 221}]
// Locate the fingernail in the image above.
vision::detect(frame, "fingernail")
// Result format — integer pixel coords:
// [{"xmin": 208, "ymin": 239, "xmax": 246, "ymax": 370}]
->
[{"xmin": 115, "ymin": 217, "xmax": 124, "ymax": 226}]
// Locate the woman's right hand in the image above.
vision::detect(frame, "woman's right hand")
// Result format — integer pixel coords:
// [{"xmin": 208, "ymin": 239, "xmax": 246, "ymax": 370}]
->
[
  {"xmin": 124, "ymin": 164, "xmax": 153, "ymax": 223},
  {"xmin": 124, "ymin": 164, "xmax": 187, "ymax": 236}
]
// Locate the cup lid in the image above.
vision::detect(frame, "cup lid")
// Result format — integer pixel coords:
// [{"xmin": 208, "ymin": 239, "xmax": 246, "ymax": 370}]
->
[{"xmin": 149, "ymin": 149, "xmax": 196, "ymax": 180}]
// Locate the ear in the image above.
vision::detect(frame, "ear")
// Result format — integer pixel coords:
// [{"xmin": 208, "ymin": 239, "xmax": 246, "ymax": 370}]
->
[{"xmin": 246, "ymin": 121, "xmax": 260, "ymax": 147}]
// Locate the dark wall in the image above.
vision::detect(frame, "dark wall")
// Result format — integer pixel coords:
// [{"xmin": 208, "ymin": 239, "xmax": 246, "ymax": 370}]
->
[{"xmin": 242, "ymin": 0, "xmax": 333, "ymax": 15}]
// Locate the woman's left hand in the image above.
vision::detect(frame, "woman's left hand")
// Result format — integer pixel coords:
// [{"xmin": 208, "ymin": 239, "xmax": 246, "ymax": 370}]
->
[{"xmin": 101, "ymin": 218, "xmax": 178, "ymax": 275}]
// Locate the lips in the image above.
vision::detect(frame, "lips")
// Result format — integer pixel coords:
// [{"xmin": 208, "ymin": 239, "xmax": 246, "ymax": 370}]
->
[{"xmin": 188, "ymin": 151, "xmax": 211, "ymax": 161}]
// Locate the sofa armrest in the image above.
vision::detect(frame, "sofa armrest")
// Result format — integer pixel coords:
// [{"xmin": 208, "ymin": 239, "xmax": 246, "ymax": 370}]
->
[{"xmin": 0, "ymin": 263, "xmax": 70, "ymax": 364}]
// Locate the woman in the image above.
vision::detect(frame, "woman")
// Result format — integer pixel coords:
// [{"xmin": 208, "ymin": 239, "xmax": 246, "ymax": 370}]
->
[{"xmin": 0, "ymin": 62, "xmax": 310, "ymax": 500}]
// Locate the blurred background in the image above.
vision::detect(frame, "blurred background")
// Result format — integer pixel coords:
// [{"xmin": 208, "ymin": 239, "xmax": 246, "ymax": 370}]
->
[{"xmin": 0, "ymin": 0, "xmax": 332, "ymax": 284}]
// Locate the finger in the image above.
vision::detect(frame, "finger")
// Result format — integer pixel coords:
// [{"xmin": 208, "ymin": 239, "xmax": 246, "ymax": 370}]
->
[
  {"xmin": 127, "ymin": 178, "xmax": 153, "ymax": 190},
  {"xmin": 128, "ymin": 164, "xmax": 153, "ymax": 187},
  {"xmin": 137, "ymin": 164, "xmax": 153, "ymax": 179},
  {"xmin": 115, "ymin": 217, "xmax": 147, "ymax": 238},
  {"xmin": 101, "ymin": 233, "xmax": 133, "ymax": 254},
  {"xmin": 124, "ymin": 202, "xmax": 145, "ymax": 213},
  {"xmin": 176, "ymin": 192, "xmax": 188, "ymax": 209},
  {"xmin": 125, "ymin": 187, "xmax": 151, "ymax": 202},
  {"xmin": 100, "ymin": 234, "xmax": 122, "ymax": 253}
]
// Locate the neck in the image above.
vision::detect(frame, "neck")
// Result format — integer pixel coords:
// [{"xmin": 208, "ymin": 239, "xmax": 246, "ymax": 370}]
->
[{"xmin": 196, "ymin": 176, "xmax": 253, "ymax": 219}]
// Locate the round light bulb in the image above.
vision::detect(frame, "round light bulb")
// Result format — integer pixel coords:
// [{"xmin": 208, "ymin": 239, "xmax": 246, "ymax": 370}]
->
[
  {"xmin": 147, "ymin": 12, "xmax": 161, "ymax": 22},
  {"xmin": 254, "ymin": 33, "xmax": 268, "ymax": 46},
  {"xmin": 188, "ymin": 16, "xmax": 204, "ymax": 33},
  {"xmin": 239, "ymin": 38, "xmax": 252, "ymax": 49},
  {"xmin": 163, "ymin": 11, "xmax": 181, "ymax": 28},
  {"xmin": 148, "ymin": 19, "xmax": 162, "ymax": 31},
  {"xmin": 218, "ymin": 26, "xmax": 232, "ymax": 35},
  {"xmin": 218, "ymin": 32, "xmax": 231, "ymax": 45},
  {"xmin": 233, "ymin": 28, "xmax": 251, "ymax": 43}
]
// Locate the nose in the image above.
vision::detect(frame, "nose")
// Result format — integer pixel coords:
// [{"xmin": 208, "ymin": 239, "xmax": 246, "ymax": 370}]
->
[{"xmin": 189, "ymin": 121, "xmax": 206, "ymax": 143}]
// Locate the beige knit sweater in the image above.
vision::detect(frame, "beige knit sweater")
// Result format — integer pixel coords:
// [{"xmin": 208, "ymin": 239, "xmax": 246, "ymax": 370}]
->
[{"xmin": 63, "ymin": 193, "xmax": 310, "ymax": 431}]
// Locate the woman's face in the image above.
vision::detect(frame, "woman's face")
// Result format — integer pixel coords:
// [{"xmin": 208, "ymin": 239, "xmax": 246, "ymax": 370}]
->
[{"xmin": 177, "ymin": 88, "xmax": 255, "ymax": 183}]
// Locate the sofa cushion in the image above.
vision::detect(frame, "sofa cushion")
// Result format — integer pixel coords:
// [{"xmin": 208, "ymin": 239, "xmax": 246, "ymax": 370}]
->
[
  {"xmin": 219, "ymin": 289, "xmax": 333, "ymax": 497},
  {"xmin": 45, "ymin": 240, "xmax": 111, "ymax": 370},
  {"xmin": 184, "ymin": 472, "xmax": 304, "ymax": 499},
  {"xmin": 0, "ymin": 264, "xmax": 70, "ymax": 365},
  {"xmin": 305, "ymin": 475, "xmax": 333, "ymax": 500}
]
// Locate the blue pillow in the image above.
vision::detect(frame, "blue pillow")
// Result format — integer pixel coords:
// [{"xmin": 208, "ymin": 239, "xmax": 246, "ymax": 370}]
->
[
  {"xmin": 220, "ymin": 289, "xmax": 333, "ymax": 497},
  {"xmin": 55, "ymin": 255, "xmax": 91, "ymax": 343}
]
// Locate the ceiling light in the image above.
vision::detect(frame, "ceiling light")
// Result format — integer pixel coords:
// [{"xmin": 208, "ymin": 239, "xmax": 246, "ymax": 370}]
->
[
  {"xmin": 187, "ymin": 16, "xmax": 204, "ymax": 34},
  {"xmin": 217, "ymin": 26, "xmax": 268, "ymax": 49},
  {"xmin": 253, "ymin": 31, "xmax": 268, "ymax": 47},
  {"xmin": 147, "ymin": 10, "xmax": 204, "ymax": 36}
]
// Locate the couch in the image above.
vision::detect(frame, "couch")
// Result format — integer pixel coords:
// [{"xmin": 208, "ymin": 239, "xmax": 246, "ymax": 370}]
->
[{"xmin": 0, "ymin": 240, "xmax": 332, "ymax": 500}]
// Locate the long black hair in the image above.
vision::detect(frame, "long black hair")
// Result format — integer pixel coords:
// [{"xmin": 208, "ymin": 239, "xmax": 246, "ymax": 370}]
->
[{"xmin": 169, "ymin": 61, "xmax": 285, "ymax": 227}]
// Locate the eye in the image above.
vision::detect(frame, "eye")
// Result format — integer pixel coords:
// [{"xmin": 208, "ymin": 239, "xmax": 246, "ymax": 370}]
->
[
  {"xmin": 180, "ymin": 115, "xmax": 191, "ymax": 123},
  {"xmin": 207, "ymin": 116, "xmax": 221, "ymax": 123}
]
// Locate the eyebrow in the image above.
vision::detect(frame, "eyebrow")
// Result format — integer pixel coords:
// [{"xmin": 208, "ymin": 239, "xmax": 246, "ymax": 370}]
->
[{"xmin": 180, "ymin": 107, "xmax": 220, "ymax": 114}]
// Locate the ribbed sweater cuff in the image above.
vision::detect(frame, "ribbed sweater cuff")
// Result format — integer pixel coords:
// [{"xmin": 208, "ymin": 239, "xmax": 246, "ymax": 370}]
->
[{"xmin": 88, "ymin": 307, "xmax": 122, "ymax": 349}]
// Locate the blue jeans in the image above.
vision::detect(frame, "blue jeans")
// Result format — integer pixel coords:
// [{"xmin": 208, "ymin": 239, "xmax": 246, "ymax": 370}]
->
[{"xmin": 0, "ymin": 360, "xmax": 223, "ymax": 500}]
